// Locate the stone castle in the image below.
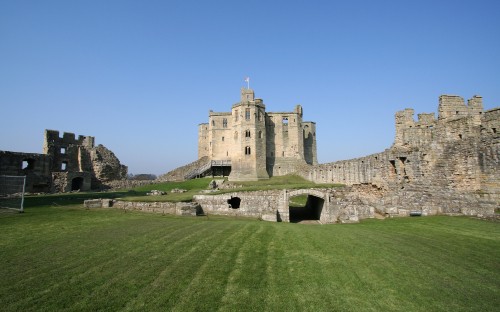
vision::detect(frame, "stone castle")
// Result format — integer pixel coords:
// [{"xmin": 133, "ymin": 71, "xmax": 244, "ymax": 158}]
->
[
  {"xmin": 197, "ymin": 88, "xmax": 317, "ymax": 181},
  {"xmin": 0, "ymin": 130, "xmax": 127, "ymax": 193},
  {"xmin": 155, "ymin": 91, "xmax": 498, "ymax": 222}
]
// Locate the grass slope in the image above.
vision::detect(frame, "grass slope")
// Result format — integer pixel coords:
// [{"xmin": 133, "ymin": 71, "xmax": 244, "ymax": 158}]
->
[
  {"xmin": 1, "ymin": 205, "xmax": 499, "ymax": 311},
  {"xmin": 125, "ymin": 175, "xmax": 342, "ymax": 202}
]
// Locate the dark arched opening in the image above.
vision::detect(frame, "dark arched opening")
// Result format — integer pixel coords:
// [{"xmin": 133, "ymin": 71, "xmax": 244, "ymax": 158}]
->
[
  {"xmin": 227, "ymin": 197, "xmax": 241, "ymax": 209},
  {"xmin": 289, "ymin": 194, "xmax": 324, "ymax": 223},
  {"xmin": 71, "ymin": 177, "xmax": 84, "ymax": 191}
]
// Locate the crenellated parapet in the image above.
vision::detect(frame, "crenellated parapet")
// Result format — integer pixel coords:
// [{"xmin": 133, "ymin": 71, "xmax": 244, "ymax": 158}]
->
[
  {"xmin": 297, "ymin": 94, "xmax": 499, "ymax": 217},
  {"xmin": 1, "ymin": 129, "xmax": 126, "ymax": 193},
  {"xmin": 197, "ymin": 88, "xmax": 318, "ymax": 181}
]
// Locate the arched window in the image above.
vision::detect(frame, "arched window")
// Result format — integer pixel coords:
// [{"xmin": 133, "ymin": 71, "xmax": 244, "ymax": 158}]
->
[
  {"xmin": 258, "ymin": 131, "xmax": 262, "ymax": 138},
  {"xmin": 212, "ymin": 120, "xmax": 215, "ymax": 126},
  {"xmin": 223, "ymin": 118, "xmax": 227, "ymax": 128},
  {"xmin": 245, "ymin": 146, "xmax": 251, "ymax": 155},
  {"xmin": 245, "ymin": 130, "xmax": 251, "ymax": 138}
]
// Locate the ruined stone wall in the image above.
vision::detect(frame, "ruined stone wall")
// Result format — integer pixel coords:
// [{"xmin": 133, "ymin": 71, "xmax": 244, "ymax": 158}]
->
[
  {"xmin": 84, "ymin": 199, "xmax": 201, "ymax": 216},
  {"xmin": 1, "ymin": 129, "xmax": 126, "ymax": 193},
  {"xmin": 43, "ymin": 130, "xmax": 127, "ymax": 189},
  {"xmin": 193, "ymin": 187, "xmax": 379, "ymax": 224},
  {"xmin": 90, "ymin": 144, "xmax": 128, "ymax": 182},
  {"xmin": 194, "ymin": 190, "xmax": 283, "ymax": 221},
  {"xmin": 303, "ymin": 121, "xmax": 318, "ymax": 165},
  {"xmin": 0, "ymin": 151, "xmax": 52, "ymax": 192},
  {"xmin": 51, "ymin": 171, "xmax": 92, "ymax": 193},
  {"xmin": 297, "ymin": 95, "xmax": 499, "ymax": 217}
]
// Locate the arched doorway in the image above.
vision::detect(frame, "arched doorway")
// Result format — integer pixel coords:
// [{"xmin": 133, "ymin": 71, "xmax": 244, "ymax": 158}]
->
[
  {"xmin": 71, "ymin": 177, "xmax": 84, "ymax": 191},
  {"xmin": 288, "ymin": 191, "xmax": 325, "ymax": 223}
]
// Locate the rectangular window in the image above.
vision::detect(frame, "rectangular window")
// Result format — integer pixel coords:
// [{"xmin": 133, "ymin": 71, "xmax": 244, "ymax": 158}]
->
[
  {"xmin": 61, "ymin": 147, "xmax": 66, "ymax": 154},
  {"xmin": 235, "ymin": 110, "xmax": 239, "ymax": 121},
  {"xmin": 245, "ymin": 108, "xmax": 250, "ymax": 120},
  {"xmin": 223, "ymin": 118, "xmax": 227, "ymax": 128}
]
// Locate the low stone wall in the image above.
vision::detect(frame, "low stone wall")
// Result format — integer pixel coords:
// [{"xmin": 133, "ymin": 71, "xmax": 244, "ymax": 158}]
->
[
  {"xmin": 100, "ymin": 180, "xmax": 156, "ymax": 190},
  {"xmin": 83, "ymin": 182, "xmax": 497, "ymax": 224},
  {"xmin": 195, "ymin": 188, "xmax": 379, "ymax": 224},
  {"xmin": 83, "ymin": 199, "xmax": 201, "ymax": 216},
  {"xmin": 194, "ymin": 190, "xmax": 283, "ymax": 221}
]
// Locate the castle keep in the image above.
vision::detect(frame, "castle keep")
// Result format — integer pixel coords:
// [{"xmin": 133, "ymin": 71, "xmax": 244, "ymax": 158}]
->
[
  {"xmin": 168, "ymin": 93, "xmax": 498, "ymax": 222},
  {"xmin": 198, "ymin": 88, "xmax": 317, "ymax": 181},
  {"xmin": 0, "ymin": 130, "xmax": 127, "ymax": 192}
]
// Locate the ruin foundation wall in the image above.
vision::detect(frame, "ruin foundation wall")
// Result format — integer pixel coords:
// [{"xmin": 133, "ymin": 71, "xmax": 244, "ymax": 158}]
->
[{"xmin": 296, "ymin": 96, "xmax": 499, "ymax": 218}]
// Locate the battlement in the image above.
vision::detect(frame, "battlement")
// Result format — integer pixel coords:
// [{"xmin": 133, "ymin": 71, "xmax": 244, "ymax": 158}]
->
[
  {"xmin": 43, "ymin": 129, "xmax": 95, "ymax": 152},
  {"xmin": 198, "ymin": 88, "xmax": 317, "ymax": 180},
  {"xmin": 394, "ymin": 95, "xmax": 491, "ymax": 147},
  {"xmin": 240, "ymin": 87, "xmax": 255, "ymax": 102},
  {"xmin": 438, "ymin": 95, "xmax": 483, "ymax": 120}
]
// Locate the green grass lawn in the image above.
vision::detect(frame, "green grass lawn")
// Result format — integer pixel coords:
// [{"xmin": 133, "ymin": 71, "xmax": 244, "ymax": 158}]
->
[
  {"xmin": 1, "ymin": 203, "xmax": 499, "ymax": 311},
  {"xmin": 127, "ymin": 175, "xmax": 342, "ymax": 202}
]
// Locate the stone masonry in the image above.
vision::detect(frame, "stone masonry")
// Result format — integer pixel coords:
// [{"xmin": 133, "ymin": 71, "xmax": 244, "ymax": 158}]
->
[
  {"xmin": 0, "ymin": 130, "xmax": 127, "ymax": 193},
  {"xmin": 179, "ymin": 94, "xmax": 498, "ymax": 223},
  {"xmin": 198, "ymin": 88, "xmax": 318, "ymax": 181},
  {"xmin": 297, "ymin": 95, "xmax": 499, "ymax": 217}
]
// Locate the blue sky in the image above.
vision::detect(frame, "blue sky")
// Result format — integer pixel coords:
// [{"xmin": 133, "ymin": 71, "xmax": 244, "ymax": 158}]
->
[{"xmin": 1, "ymin": 0, "xmax": 499, "ymax": 175}]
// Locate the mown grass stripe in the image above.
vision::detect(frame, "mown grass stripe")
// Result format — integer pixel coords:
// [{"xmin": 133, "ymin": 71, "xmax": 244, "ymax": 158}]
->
[
  {"xmin": 122, "ymin": 221, "xmax": 243, "ymax": 310},
  {"xmin": 216, "ymin": 222, "xmax": 272, "ymax": 311},
  {"xmin": 166, "ymin": 222, "xmax": 262, "ymax": 311},
  {"xmin": 1, "ymin": 208, "xmax": 498, "ymax": 312}
]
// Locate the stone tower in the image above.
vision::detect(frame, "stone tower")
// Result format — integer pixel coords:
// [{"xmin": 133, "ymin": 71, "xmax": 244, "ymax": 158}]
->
[
  {"xmin": 197, "ymin": 87, "xmax": 318, "ymax": 181},
  {"xmin": 229, "ymin": 88, "xmax": 269, "ymax": 181}
]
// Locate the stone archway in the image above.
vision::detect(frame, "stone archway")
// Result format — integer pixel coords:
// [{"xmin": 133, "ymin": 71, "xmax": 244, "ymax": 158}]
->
[
  {"xmin": 71, "ymin": 177, "xmax": 84, "ymax": 191},
  {"xmin": 286, "ymin": 189, "xmax": 327, "ymax": 223}
]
